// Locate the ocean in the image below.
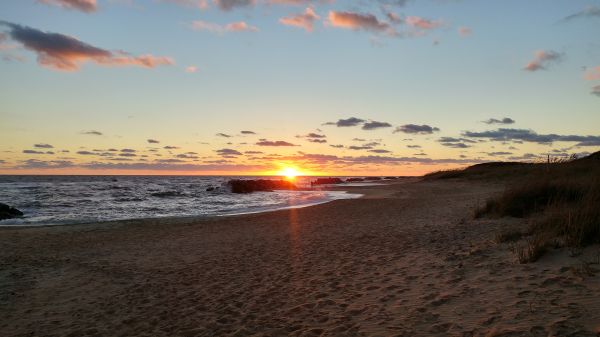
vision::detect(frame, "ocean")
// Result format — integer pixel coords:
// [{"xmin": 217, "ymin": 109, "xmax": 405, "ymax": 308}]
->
[{"xmin": 0, "ymin": 175, "xmax": 363, "ymax": 226}]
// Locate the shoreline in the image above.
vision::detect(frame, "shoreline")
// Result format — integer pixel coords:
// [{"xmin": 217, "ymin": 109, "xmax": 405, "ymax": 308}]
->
[
  {"xmin": 0, "ymin": 179, "xmax": 411, "ymax": 229},
  {"xmin": 1, "ymin": 178, "xmax": 598, "ymax": 336}
]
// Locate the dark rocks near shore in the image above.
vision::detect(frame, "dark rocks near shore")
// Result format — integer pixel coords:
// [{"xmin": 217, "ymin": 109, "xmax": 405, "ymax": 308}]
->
[
  {"xmin": 364, "ymin": 177, "xmax": 383, "ymax": 181},
  {"xmin": 227, "ymin": 179, "xmax": 297, "ymax": 194},
  {"xmin": 345, "ymin": 178, "xmax": 365, "ymax": 182},
  {"xmin": 0, "ymin": 203, "xmax": 23, "ymax": 221},
  {"xmin": 150, "ymin": 191, "xmax": 183, "ymax": 198},
  {"xmin": 311, "ymin": 178, "xmax": 344, "ymax": 186}
]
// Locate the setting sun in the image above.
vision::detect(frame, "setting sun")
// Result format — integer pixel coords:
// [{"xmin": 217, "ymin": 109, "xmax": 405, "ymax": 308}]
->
[{"xmin": 279, "ymin": 167, "xmax": 301, "ymax": 180}]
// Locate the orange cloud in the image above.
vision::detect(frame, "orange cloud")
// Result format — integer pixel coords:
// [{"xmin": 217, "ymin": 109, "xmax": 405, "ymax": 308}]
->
[
  {"xmin": 39, "ymin": 0, "xmax": 97, "ymax": 13},
  {"xmin": 584, "ymin": 66, "xmax": 600, "ymax": 80},
  {"xmin": 328, "ymin": 11, "xmax": 390, "ymax": 32},
  {"xmin": 405, "ymin": 16, "xmax": 441, "ymax": 30},
  {"xmin": 1, "ymin": 22, "xmax": 173, "ymax": 71},
  {"xmin": 280, "ymin": 7, "xmax": 320, "ymax": 31},
  {"xmin": 191, "ymin": 20, "xmax": 258, "ymax": 33}
]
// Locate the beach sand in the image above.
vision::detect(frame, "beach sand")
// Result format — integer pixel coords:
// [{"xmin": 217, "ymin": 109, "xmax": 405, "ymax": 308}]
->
[{"xmin": 1, "ymin": 179, "xmax": 599, "ymax": 336}]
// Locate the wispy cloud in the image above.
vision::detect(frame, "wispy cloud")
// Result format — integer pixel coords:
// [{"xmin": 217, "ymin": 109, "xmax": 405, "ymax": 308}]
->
[
  {"xmin": 191, "ymin": 20, "xmax": 258, "ymax": 33},
  {"xmin": 561, "ymin": 6, "xmax": 600, "ymax": 22},
  {"xmin": 458, "ymin": 26, "xmax": 472, "ymax": 37},
  {"xmin": 462, "ymin": 128, "xmax": 600, "ymax": 146},
  {"xmin": 256, "ymin": 139, "xmax": 298, "ymax": 146},
  {"xmin": 0, "ymin": 22, "xmax": 173, "ymax": 71},
  {"xmin": 591, "ymin": 85, "xmax": 600, "ymax": 97},
  {"xmin": 584, "ymin": 66, "xmax": 600, "ymax": 80},
  {"xmin": 34, "ymin": 143, "xmax": 54, "ymax": 148},
  {"xmin": 213, "ymin": 0, "xmax": 256, "ymax": 11},
  {"xmin": 523, "ymin": 50, "xmax": 564, "ymax": 72},
  {"xmin": 393, "ymin": 124, "xmax": 440, "ymax": 134},
  {"xmin": 362, "ymin": 121, "xmax": 392, "ymax": 130},
  {"xmin": 323, "ymin": 117, "xmax": 365, "ymax": 127},
  {"xmin": 483, "ymin": 117, "xmax": 515, "ymax": 125},
  {"xmin": 38, "ymin": 0, "xmax": 97, "ymax": 13},
  {"xmin": 147, "ymin": 139, "xmax": 160, "ymax": 144},
  {"xmin": 328, "ymin": 11, "xmax": 390, "ymax": 33},
  {"xmin": 81, "ymin": 130, "xmax": 103, "ymax": 135},
  {"xmin": 280, "ymin": 7, "xmax": 320, "ymax": 32}
]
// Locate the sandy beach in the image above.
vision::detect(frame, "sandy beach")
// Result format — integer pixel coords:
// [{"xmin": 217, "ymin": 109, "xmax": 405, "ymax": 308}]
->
[{"xmin": 1, "ymin": 179, "xmax": 599, "ymax": 336}]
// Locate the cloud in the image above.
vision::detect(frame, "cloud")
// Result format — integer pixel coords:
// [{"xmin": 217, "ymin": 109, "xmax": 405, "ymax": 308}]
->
[
  {"xmin": 240, "ymin": 130, "xmax": 256, "ymax": 134},
  {"xmin": 462, "ymin": 128, "xmax": 600, "ymax": 146},
  {"xmin": 362, "ymin": 121, "xmax": 392, "ymax": 130},
  {"xmin": 330, "ymin": 144, "xmax": 344, "ymax": 148},
  {"xmin": 160, "ymin": 0, "xmax": 209, "ymax": 9},
  {"xmin": 584, "ymin": 66, "xmax": 600, "ymax": 81},
  {"xmin": 76, "ymin": 150, "xmax": 96, "ymax": 155},
  {"xmin": 147, "ymin": 139, "xmax": 160, "ymax": 144},
  {"xmin": 483, "ymin": 117, "xmax": 515, "ymax": 125},
  {"xmin": 163, "ymin": 145, "xmax": 180, "ymax": 149},
  {"xmin": 328, "ymin": 11, "xmax": 390, "ymax": 33},
  {"xmin": 34, "ymin": 143, "xmax": 54, "ymax": 148},
  {"xmin": 280, "ymin": 7, "xmax": 320, "ymax": 32},
  {"xmin": 405, "ymin": 16, "xmax": 441, "ymax": 30},
  {"xmin": 244, "ymin": 150, "xmax": 263, "ymax": 154},
  {"xmin": 301, "ymin": 132, "xmax": 326, "ymax": 138},
  {"xmin": 307, "ymin": 139, "xmax": 327, "ymax": 143},
  {"xmin": 226, "ymin": 22, "xmax": 259, "ymax": 32},
  {"xmin": 592, "ymin": 85, "xmax": 600, "ymax": 97},
  {"xmin": 458, "ymin": 26, "xmax": 472, "ymax": 37},
  {"xmin": 369, "ymin": 149, "xmax": 392, "ymax": 154},
  {"xmin": 348, "ymin": 145, "xmax": 373, "ymax": 150},
  {"xmin": 81, "ymin": 130, "xmax": 103, "ymax": 135},
  {"xmin": 256, "ymin": 139, "xmax": 298, "ymax": 146},
  {"xmin": 394, "ymin": 124, "xmax": 440, "ymax": 134},
  {"xmin": 523, "ymin": 50, "xmax": 564, "ymax": 72},
  {"xmin": 16, "ymin": 159, "xmax": 74, "ymax": 169},
  {"xmin": 213, "ymin": 0, "xmax": 255, "ymax": 11},
  {"xmin": 562, "ymin": 6, "xmax": 600, "ymax": 22},
  {"xmin": 185, "ymin": 65, "xmax": 198, "ymax": 73},
  {"xmin": 191, "ymin": 20, "xmax": 259, "ymax": 33},
  {"xmin": 324, "ymin": 117, "xmax": 365, "ymax": 127},
  {"xmin": 38, "ymin": 0, "xmax": 97, "ymax": 13},
  {"xmin": 215, "ymin": 148, "xmax": 243, "ymax": 156},
  {"xmin": 0, "ymin": 22, "xmax": 173, "ymax": 71},
  {"xmin": 23, "ymin": 149, "xmax": 47, "ymax": 154},
  {"xmin": 216, "ymin": 133, "xmax": 232, "ymax": 138},
  {"xmin": 121, "ymin": 148, "xmax": 136, "ymax": 153}
]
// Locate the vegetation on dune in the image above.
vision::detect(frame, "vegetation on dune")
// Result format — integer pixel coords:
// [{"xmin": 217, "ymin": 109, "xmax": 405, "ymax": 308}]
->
[{"xmin": 427, "ymin": 152, "xmax": 600, "ymax": 263}]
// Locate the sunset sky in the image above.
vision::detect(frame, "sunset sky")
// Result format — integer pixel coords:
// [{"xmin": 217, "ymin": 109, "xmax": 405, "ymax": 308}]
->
[{"xmin": 1, "ymin": 0, "xmax": 599, "ymax": 175}]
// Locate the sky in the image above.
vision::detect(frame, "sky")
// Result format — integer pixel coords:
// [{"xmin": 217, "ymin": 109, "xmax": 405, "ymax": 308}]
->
[{"xmin": 0, "ymin": 0, "xmax": 599, "ymax": 176}]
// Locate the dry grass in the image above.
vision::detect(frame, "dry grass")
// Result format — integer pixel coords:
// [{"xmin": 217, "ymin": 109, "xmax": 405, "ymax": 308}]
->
[{"xmin": 430, "ymin": 152, "xmax": 600, "ymax": 262}]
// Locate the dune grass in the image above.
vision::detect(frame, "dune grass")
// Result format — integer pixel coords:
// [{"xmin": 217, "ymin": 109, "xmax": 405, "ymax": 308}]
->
[{"xmin": 428, "ymin": 152, "xmax": 600, "ymax": 262}]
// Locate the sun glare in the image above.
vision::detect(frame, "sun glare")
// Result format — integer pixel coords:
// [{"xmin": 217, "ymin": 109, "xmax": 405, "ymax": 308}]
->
[{"xmin": 279, "ymin": 167, "xmax": 301, "ymax": 180}]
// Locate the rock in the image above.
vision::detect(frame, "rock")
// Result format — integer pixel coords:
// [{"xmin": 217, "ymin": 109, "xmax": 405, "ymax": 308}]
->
[
  {"xmin": 345, "ymin": 178, "xmax": 365, "ymax": 182},
  {"xmin": 364, "ymin": 176, "xmax": 383, "ymax": 181},
  {"xmin": 150, "ymin": 191, "xmax": 183, "ymax": 198},
  {"xmin": 311, "ymin": 178, "xmax": 344, "ymax": 185},
  {"xmin": 206, "ymin": 187, "xmax": 215, "ymax": 192},
  {"xmin": 227, "ymin": 179, "xmax": 297, "ymax": 193},
  {"xmin": 0, "ymin": 203, "xmax": 24, "ymax": 221}
]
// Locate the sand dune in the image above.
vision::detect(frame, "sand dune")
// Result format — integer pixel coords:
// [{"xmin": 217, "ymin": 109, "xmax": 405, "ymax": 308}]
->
[{"xmin": 1, "ymin": 179, "xmax": 599, "ymax": 336}]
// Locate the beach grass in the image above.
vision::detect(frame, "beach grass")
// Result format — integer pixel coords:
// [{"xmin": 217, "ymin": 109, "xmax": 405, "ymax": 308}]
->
[{"xmin": 427, "ymin": 151, "xmax": 600, "ymax": 261}]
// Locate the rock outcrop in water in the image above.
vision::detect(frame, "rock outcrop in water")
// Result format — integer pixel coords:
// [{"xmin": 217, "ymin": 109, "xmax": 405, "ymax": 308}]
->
[
  {"xmin": 311, "ymin": 178, "xmax": 344, "ymax": 185},
  {"xmin": 0, "ymin": 203, "xmax": 23, "ymax": 221},
  {"xmin": 345, "ymin": 178, "xmax": 365, "ymax": 182},
  {"xmin": 227, "ymin": 179, "xmax": 297, "ymax": 194}
]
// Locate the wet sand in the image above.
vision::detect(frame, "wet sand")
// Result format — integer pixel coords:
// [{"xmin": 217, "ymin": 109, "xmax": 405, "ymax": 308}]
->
[{"xmin": 1, "ymin": 179, "xmax": 599, "ymax": 336}]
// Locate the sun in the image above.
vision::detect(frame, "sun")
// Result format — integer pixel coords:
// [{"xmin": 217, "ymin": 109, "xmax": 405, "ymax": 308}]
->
[{"xmin": 279, "ymin": 167, "xmax": 301, "ymax": 180}]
